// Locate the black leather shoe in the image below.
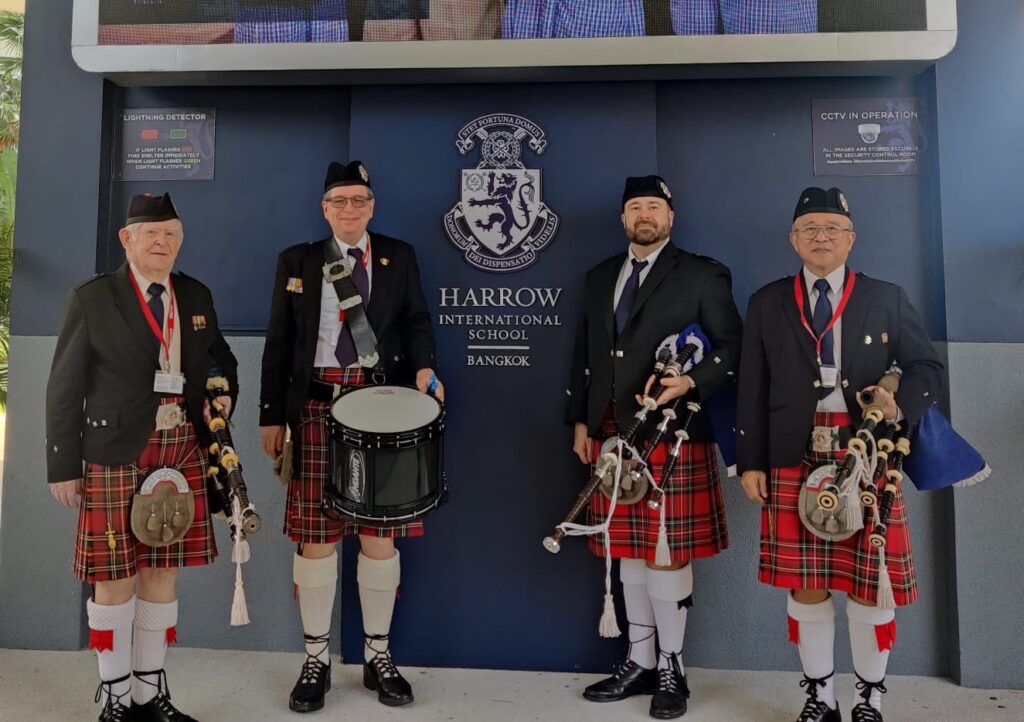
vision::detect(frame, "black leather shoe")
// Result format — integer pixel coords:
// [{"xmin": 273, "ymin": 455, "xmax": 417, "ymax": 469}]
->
[
  {"xmin": 131, "ymin": 694, "xmax": 198, "ymax": 722},
  {"xmin": 96, "ymin": 674, "xmax": 133, "ymax": 722},
  {"xmin": 583, "ymin": 659, "xmax": 658, "ymax": 702},
  {"xmin": 649, "ymin": 655, "xmax": 690, "ymax": 720},
  {"xmin": 289, "ymin": 657, "xmax": 332, "ymax": 713},
  {"xmin": 851, "ymin": 703, "xmax": 883, "ymax": 722},
  {"xmin": 797, "ymin": 673, "xmax": 842, "ymax": 722},
  {"xmin": 364, "ymin": 652, "xmax": 414, "ymax": 707},
  {"xmin": 98, "ymin": 702, "xmax": 132, "ymax": 722},
  {"xmin": 851, "ymin": 675, "xmax": 886, "ymax": 722}
]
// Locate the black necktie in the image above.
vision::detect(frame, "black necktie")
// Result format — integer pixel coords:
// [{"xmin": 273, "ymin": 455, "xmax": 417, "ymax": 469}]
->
[
  {"xmin": 811, "ymin": 278, "xmax": 834, "ymax": 365},
  {"xmin": 335, "ymin": 247, "xmax": 370, "ymax": 367},
  {"xmin": 812, "ymin": 278, "xmax": 835, "ymax": 398},
  {"xmin": 615, "ymin": 258, "xmax": 648, "ymax": 336},
  {"xmin": 147, "ymin": 283, "xmax": 165, "ymax": 352}
]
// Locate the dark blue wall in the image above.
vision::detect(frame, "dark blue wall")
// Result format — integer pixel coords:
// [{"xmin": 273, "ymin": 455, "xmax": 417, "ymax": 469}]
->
[
  {"xmin": 936, "ymin": 0, "xmax": 1024, "ymax": 343},
  {"xmin": 109, "ymin": 86, "xmax": 352, "ymax": 333},
  {"xmin": 657, "ymin": 74, "xmax": 945, "ymax": 337}
]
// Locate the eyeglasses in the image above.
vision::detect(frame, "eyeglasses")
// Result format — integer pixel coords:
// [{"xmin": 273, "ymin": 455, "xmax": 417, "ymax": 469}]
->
[
  {"xmin": 794, "ymin": 224, "xmax": 852, "ymax": 240},
  {"xmin": 324, "ymin": 195, "xmax": 372, "ymax": 209}
]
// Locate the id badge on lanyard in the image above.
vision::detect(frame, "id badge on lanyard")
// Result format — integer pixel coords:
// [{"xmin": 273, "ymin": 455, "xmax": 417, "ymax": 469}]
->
[
  {"xmin": 819, "ymin": 364, "xmax": 838, "ymax": 391},
  {"xmin": 128, "ymin": 271, "xmax": 185, "ymax": 394},
  {"xmin": 793, "ymin": 271, "xmax": 856, "ymax": 393}
]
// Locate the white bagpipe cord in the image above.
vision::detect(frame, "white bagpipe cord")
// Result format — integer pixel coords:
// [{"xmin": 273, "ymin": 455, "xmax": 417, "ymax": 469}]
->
[
  {"xmin": 840, "ymin": 436, "xmax": 875, "ymax": 533},
  {"xmin": 650, "ymin": 459, "xmax": 672, "ymax": 568},
  {"xmin": 557, "ymin": 438, "xmax": 667, "ymax": 634},
  {"xmin": 229, "ymin": 496, "xmax": 251, "ymax": 626},
  {"xmin": 871, "ymin": 502, "xmax": 897, "ymax": 611},
  {"xmin": 556, "ymin": 439, "xmax": 635, "ymax": 638}
]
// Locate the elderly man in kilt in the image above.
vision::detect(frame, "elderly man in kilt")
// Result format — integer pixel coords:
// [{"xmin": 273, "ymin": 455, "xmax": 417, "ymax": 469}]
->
[
  {"xmin": 736, "ymin": 187, "xmax": 944, "ymax": 722},
  {"xmin": 566, "ymin": 175, "xmax": 742, "ymax": 719},
  {"xmin": 46, "ymin": 193, "xmax": 238, "ymax": 722},
  {"xmin": 259, "ymin": 160, "xmax": 443, "ymax": 713}
]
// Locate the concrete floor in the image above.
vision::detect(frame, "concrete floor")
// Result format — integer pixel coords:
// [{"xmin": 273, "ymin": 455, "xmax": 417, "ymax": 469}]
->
[{"xmin": 0, "ymin": 648, "xmax": 1021, "ymax": 721}]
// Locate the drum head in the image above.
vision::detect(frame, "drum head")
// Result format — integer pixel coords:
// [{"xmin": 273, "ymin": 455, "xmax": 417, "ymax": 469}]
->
[{"xmin": 331, "ymin": 385, "xmax": 441, "ymax": 433}]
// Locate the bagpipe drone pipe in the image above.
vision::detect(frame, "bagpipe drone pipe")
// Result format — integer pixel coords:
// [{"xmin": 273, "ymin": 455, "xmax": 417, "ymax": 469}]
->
[
  {"xmin": 542, "ymin": 323, "xmax": 737, "ymax": 556},
  {"xmin": 205, "ymin": 371, "xmax": 261, "ymax": 625},
  {"xmin": 801, "ymin": 372, "xmax": 990, "ymax": 609}
]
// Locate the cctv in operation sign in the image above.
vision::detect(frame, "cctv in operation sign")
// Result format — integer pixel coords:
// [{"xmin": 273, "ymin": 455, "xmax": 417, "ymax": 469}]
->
[{"xmin": 812, "ymin": 97, "xmax": 928, "ymax": 177}]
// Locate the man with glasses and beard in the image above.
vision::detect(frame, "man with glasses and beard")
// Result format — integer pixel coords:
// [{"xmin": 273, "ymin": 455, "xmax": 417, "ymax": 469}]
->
[
  {"xmin": 564, "ymin": 175, "xmax": 742, "ymax": 719},
  {"xmin": 259, "ymin": 161, "xmax": 443, "ymax": 713}
]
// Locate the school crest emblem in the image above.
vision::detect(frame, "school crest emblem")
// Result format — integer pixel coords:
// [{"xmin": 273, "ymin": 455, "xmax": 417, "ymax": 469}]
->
[{"xmin": 443, "ymin": 114, "xmax": 559, "ymax": 273}]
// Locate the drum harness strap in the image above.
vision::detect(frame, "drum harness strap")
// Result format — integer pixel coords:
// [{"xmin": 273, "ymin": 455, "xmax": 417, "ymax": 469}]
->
[{"xmin": 322, "ymin": 239, "xmax": 386, "ymax": 381}]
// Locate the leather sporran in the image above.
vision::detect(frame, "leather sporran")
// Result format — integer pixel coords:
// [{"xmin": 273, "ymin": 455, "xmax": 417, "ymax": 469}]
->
[
  {"xmin": 130, "ymin": 468, "xmax": 196, "ymax": 547},
  {"xmin": 273, "ymin": 425, "xmax": 294, "ymax": 486},
  {"xmin": 798, "ymin": 464, "xmax": 861, "ymax": 542},
  {"xmin": 597, "ymin": 437, "xmax": 648, "ymax": 505}
]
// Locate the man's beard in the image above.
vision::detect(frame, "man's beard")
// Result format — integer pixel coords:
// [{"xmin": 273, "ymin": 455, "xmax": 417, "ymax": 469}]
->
[{"xmin": 626, "ymin": 221, "xmax": 669, "ymax": 246}]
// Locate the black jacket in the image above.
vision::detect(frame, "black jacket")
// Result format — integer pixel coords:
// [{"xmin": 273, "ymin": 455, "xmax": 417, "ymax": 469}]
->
[
  {"xmin": 45, "ymin": 265, "xmax": 238, "ymax": 483},
  {"xmin": 566, "ymin": 242, "xmax": 743, "ymax": 442},
  {"xmin": 259, "ymin": 233, "xmax": 437, "ymax": 427},
  {"xmin": 736, "ymin": 271, "xmax": 944, "ymax": 473}
]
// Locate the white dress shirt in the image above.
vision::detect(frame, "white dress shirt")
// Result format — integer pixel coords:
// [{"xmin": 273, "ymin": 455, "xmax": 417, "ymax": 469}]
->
[
  {"xmin": 130, "ymin": 264, "xmax": 181, "ymax": 375},
  {"xmin": 613, "ymin": 238, "xmax": 670, "ymax": 310},
  {"xmin": 803, "ymin": 265, "xmax": 847, "ymax": 413},
  {"xmin": 314, "ymin": 233, "xmax": 372, "ymax": 368}
]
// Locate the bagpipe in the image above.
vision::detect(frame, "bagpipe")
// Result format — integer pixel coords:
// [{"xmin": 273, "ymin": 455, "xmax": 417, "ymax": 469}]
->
[
  {"xmin": 205, "ymin": 373, "xmax": 261, "ymax": 626},
  {"xmin": 543, "ymin": 324, "xmax": 736, "ymax": 638},
  {"xmin": 800, "ymin": 371, "xmax": 990, "ymax": 609}
]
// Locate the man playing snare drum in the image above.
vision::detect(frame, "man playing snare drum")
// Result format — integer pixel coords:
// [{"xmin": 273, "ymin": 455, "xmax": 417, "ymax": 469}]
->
[{"xmin": 259, "ymin": 160, "xmax": 443, "ymax": 712}]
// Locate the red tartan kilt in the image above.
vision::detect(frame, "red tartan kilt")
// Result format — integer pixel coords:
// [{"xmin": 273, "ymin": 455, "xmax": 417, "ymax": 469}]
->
[
  {"xmin": 284, "ymin": 367, "xmax": 425, "ymax": 544},
  {"xmin": 586, "ymin": 414, "xmax": 729, "ymax": 564},
  {"xmin": 74, "ymin": 401, "xmax": 216, "ymax": 583},
  {"xmin": 760, "ymin": 411, "xmax": 917, "ymax": 606}
]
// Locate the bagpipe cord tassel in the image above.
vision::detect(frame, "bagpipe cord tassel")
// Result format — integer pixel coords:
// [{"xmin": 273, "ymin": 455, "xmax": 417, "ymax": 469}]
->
[
  {"xmin": 655, "ymin": 497, "xmax": 671, "ymax": 567},
  {"xmin": 876, "ymin": 548, "xmax": 896, "ymax": 611},
  {"xmin": 229, "ymin": 497, "xmax": 251, "ymax": 626},
  {"xmin": 598, "ymin": 440, "xmax": 626, "ymax": 638},
  {"xmin": 232, "ymin": 534, "xmax": 251, "ymax": 565},
  {"xmin": 843, "ymin": 440, "xmax": 873, "ymax": 532}
]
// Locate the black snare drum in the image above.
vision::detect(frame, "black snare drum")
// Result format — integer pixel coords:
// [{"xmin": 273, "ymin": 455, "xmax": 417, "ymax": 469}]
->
[{"xmin": 323, "ymin": 385, "xmax": 446, "ymax": 525}]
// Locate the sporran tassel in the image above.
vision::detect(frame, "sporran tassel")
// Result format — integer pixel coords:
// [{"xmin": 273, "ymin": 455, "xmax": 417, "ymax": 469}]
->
[{"xmin": 843, "ymin": 494, "xmax": 865, "ymax": 532}]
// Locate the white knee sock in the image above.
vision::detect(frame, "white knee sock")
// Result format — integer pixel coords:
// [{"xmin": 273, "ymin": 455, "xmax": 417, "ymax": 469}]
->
[
  {"xmin": 132, "ymin": 598, "xmax": 178, "ymax": 704},
  {"xmin": 646, "ymin": 565, "xmax": 693, "ymax": 674},
  {"xmin": 294, "ymin": 552, "xmax": 339, "ymax": 665},
  {"xmin": 787, "ymin": 594, "xmax": 836, "ymax": 710},
  {"xmin": 88, "ymin": 596, "xmax": 136, "ymax": 709},
  {"xmin": 357, "ymin": 551, "xmax": 400, "ymax": 662},
  {"xmin": 847, "ymin": 600, "xmax": 895, "ymax": 712},
  {"xmin": 620, "ymin": 558, "xmax": 657, "ymax": 670}
]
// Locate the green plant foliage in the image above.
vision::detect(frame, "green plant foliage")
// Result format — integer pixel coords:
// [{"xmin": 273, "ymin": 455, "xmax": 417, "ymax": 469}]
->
[{"xmin": 0, "ymin": 10, "xmax": 21, "ymax": 410}]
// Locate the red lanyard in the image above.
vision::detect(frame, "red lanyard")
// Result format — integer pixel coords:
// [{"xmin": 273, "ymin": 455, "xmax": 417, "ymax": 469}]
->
[
  {"xmin": 128, "ymin": 270, "xmax": 175, "ymax": 369},
  {"xmin": 793, "ymin": 269, "xmax": 856, "ymax": 362}
]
